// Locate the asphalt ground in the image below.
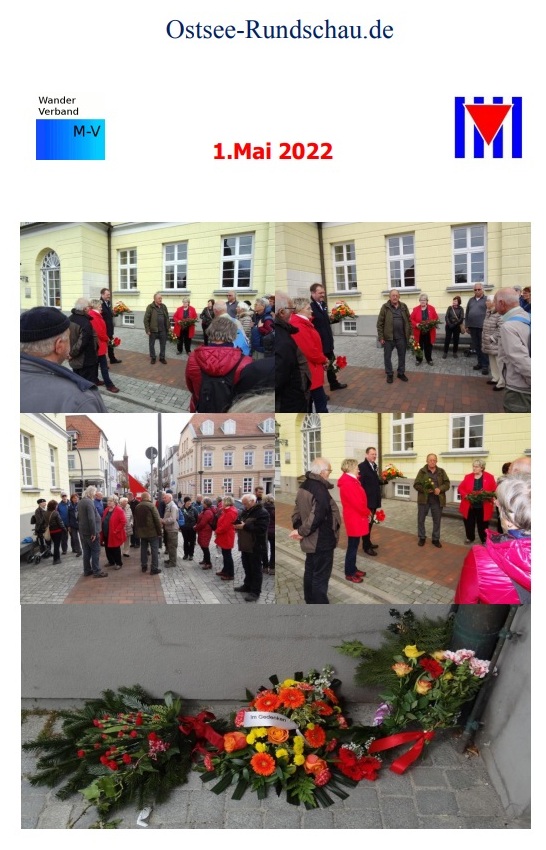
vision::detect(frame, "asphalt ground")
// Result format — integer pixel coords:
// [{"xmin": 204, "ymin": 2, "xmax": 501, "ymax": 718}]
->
[{"xmin": 21, "ymin": 703, "xmax": 529, "ymax": 829}]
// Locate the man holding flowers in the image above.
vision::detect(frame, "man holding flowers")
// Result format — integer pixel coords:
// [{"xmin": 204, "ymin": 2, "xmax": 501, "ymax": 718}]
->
[
  {"xmin": 413, "ymin": 454, "xmax": 450, "ymax": 548},
  {"xmin": 309, "ymin": 283, "xmax": 348, "ymax": 392}
]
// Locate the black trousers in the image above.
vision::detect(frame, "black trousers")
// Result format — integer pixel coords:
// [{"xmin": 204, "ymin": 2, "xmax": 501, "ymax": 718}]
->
[
  {"xmin": 181, "ymin": 527, "xmax": 196, "ymax": 556},
  {"xmin": 444, "ymin": 326, "xmax": 461, "ymax": 354},
  {"xmin": 241, "ymin": 551, "xmax": 263, "ymax": 597},
  {"xmin": 464, "ymin": 507, "xmax": 488, "ymax": 544}
]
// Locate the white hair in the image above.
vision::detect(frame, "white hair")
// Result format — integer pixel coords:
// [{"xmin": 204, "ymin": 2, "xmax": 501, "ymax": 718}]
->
[
  {"xmin": 309, "ymin": 457, "xmax": 330, "ymax": 474},
  {"xmin": 496, "ymin": 473, "xmax": 531, "ymax": 532},
  {"xmin": 84, "ymin": 485, "xmax": 97, "ymax": 499}
]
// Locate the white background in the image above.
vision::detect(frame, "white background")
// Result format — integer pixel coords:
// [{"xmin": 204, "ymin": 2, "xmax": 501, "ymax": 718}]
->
[{"xmin": 6, "ymin": 0, "xmax": 541, "ymax": 844}]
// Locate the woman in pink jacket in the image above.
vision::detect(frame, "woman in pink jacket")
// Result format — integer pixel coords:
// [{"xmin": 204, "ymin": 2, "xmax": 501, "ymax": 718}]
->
[
  {"xmin": 410, "ymin": 294, "xmax": 439, "ymax": 366},
  {"xmin": 458, "ymin": 459, "xmax": 498, "ymax": 544},
  {"xmin": 454, "ymin": 473, "xmax": 531, "ymax": 604},
  {"xmin": 214, "ymin": 496, "xmax": 239, "ymax": 580},
  {"xmin": 337, "ymin": 459, "xmax": 371, "ymax": 584}
]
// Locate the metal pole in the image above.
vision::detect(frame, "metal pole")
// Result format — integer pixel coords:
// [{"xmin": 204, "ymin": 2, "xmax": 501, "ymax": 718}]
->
[{"xmin": 158, "ymin": 413, "xmax": 163, "ymax": 489}]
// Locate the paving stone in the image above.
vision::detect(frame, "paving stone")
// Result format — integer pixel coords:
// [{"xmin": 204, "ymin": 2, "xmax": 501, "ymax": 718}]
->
[
  {"xmin": 263, "ymin": 810, "xmax": 305, "ymax": 829},
  {"xmin": 456, "ymin": 786, "xmax": 508, "ymax": 817},
  {"xmin": 410, "ymin": 767, "xmax": 448, "ymax": 788},
  {"xmin": 225, "ymin": 810, "xmax": 265, "ymax": 829},
  {"xmin": 380, "ymin": 795, "xmax": 419, "ymax": 828},
  {"xmin": 415, "ymin": 789, "xmax": 459, "ymax": 815}
]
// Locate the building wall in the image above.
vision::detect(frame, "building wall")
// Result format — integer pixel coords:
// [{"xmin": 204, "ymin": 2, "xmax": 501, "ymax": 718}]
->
[
  {"xmin": 276, "ymin": 413, "xmax": 531, "ymax": 500},
  {"xmin": 20, "ymin": 414, "xmax": 69, "ymax": 539},
  {"xmin": 275, "ymin": 222, "xmax": 322, "ymax": 292}
]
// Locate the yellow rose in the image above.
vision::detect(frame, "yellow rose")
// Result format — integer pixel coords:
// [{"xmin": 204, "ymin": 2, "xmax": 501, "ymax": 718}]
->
[
  {"xmin": 404, "ymin": 645, "xmax": 426, "ymax": 658},
  {"xmin": 392, "ymin": 662, "xmax": 413, "ymax": 677},
  {"xmin": 276, "ymin": 749, "xmax": 289, "ymax": 760},
  {"xmin": 442, "ymin": 672, "xmax": 454, "ymax": 681},
  {"xmin": 415, "ymin": 680, "xmax": 433, "ymax": 695},
  {"xmin": 431, "ymin": 651, "xmax": 445, "ymax": 661},
  {"xmin": 293, "ymin": 754, "xmax": 305, "ymax": 766},
  {"xmin": 254, "ymin": 742, "xmax": 267, "ymax": 753}
]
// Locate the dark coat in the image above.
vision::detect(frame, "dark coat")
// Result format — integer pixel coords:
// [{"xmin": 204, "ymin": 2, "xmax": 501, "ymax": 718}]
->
[
  {"xmin": 309, "ymin": 298, "xmax": 334, "ymax": 355},
  {"xmin": 275, "ymin": 318, "xmax": 310, "ymax": 412},
  {"xmin": 100, "ymin": 298, "xmax": 114, "ymax": 337},
  {"xmin": 237, "ymin": 503, "xmax": 269, "ymax": 554},
  {"xmin": 185, "ymin": 345, "xmax": 252, "ymax": 412},
  {"xmin": 134, "ymin": 500, "xmax": 162, "ymax": 539},
  {"xmin": 358, "ymin": 459, "xmax": 384, "ymax": 512},
  {"xmin": 69, "ymin": 309, "xmax": 98, "ymax": 369}
]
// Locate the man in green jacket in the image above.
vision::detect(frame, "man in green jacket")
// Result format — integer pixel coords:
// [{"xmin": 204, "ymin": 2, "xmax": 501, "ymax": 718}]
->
[
  {"xmin": 144, "ymin": 292, "xmax": 170, "ymax": 365},
  {"xmin": 413, "ymin": 454, "xmax": 450, "ymax": 548},
  {"xmin": 134, "ymin": 492, "xmax": 162, "ymax": 574},
  {"xmin": 376, "ymin": 289, "xmax": 412, "ymax": 384}
]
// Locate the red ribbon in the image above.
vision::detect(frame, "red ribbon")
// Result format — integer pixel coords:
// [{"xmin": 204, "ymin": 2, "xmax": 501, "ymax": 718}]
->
[
  {"xmin": 368, "ymin": 730, "xmax": 435, "ymax": 774},
  {"xmin": 179, "ymin": 711, "xmax": 225, "ymax": 752}
]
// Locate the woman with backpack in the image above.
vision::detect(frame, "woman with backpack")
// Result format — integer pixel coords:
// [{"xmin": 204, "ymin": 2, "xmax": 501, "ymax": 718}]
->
[
  {"xmin": 45, "ymin": 499, "xmax": 65, "ymax": 565},
  {"xmin": 195, "ymin": 497, "xmax": 215, "ymax": 569},
  {"xmin": 214, "ymin": 496, "xmax": 239, "ymax": 580}
]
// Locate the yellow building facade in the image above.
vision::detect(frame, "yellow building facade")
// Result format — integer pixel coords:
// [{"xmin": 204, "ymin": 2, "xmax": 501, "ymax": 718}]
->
[
  {"xmin": 276, "ymin": 413, "xmax": 530, "ymax": 502},
  {"xmin": 20, "ymin": 222, "xmax": 276, "ymax": 329},
  {"xmin": 275, "ymin": 221, "xmax": 531, "ymax": 337},
  {"xmin": 20, "ymin": 414, "xmax": 69, "ymax": 536}
]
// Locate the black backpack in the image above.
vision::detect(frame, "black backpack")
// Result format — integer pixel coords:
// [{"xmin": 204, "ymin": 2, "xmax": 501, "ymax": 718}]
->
[{"xmin": 197, "ymin": 353, "xmax": 243, "ymax": 412}]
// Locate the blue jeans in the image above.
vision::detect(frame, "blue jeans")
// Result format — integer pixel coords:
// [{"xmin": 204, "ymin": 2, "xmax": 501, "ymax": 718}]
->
[
  {"xmin": 81, "ymin": 535, "xmax": 101, "ymax": 575},
  {"xmin": 141, "ymin": 536, "xmax": 159, "ymax": 571},
  {"xmin": 383, "ymin": 338, "xmax": 407, "ymax": 376},
  {"xmin": 304, "ymin": 549, "xmax": 334, "ymax": 603},
  {"xmin": 344, "ymin": 536, "xmax": 359, "ymax": 576},
  {"xmin": 311, "ymin": 386, "xmax": 329, "ymax": 413},
  {"xmin": 468, "ymin": 326, "xmax": 489, "ymax": 369}
]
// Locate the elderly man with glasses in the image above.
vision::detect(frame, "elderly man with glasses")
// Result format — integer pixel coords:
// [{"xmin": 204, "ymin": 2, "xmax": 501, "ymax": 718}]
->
[{"xmin": 465, "ymin": 284, "xmax": 489, "ymax": 375}]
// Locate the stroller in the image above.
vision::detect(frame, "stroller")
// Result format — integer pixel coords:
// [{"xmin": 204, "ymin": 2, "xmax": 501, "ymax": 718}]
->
[{"xmin": 24, "ymin": 532, "xmax": 52, "ymax": 565}]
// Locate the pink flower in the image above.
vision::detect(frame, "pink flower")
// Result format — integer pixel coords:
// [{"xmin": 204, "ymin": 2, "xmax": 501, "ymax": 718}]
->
[
  {"xmin": 469, "ymin": 657, "xmax": 490, "ymax": 678},
  {"xmin": 314, "ymin": 768, "xmax": 332, "ymax": 786},
  {"xmin": 204, "ymin": 753, "xmax": 214, "ymax": 771},
  {"xmin": 234, "ymin": 709, "xmax": 246, "ymax": 728}
]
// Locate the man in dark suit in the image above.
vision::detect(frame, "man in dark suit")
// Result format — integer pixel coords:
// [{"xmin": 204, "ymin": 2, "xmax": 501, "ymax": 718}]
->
[
  {"xmin": 358, "ymin": 447, "xmax": 385, "ymax": 555},
  {"xmin": 100, "ymin": 288, "xmax": 122, "ymax": 365},
  {"xmin": 309, "ymin": 283, "xmax": 348, "ymax": 392}
]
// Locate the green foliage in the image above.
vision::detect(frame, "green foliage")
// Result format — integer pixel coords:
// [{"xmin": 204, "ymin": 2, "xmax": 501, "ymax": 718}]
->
[{"xmin": 336, "ymin": 609, "xmax": 454, "ymax": 688}]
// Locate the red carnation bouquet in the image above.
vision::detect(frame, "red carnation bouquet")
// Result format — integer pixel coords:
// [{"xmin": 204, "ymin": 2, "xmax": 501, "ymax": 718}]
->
[
  {"xmin": 331, "ymin": 355, "xmax": 348, "ymax": 375},
  {"xmin": 373, "ymin": 509, "xmax": 386, "ymax": 524},
  {"xmin": 110, "ymin": 337, "xmax": 121, "ymax": 347}
]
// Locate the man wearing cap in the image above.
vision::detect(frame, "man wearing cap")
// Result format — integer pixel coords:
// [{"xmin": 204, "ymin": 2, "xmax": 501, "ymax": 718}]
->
[
  {"xmin": 20, "ymin": 307, "xmax": 107, "ymax": 413},
  {"xmin": 32, "ymin": 498, "xmax": 48, "ymax": 553}
]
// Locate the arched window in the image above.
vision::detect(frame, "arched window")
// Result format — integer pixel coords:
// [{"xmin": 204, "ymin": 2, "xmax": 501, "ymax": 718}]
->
[
  {"xmin": 301, "ymin": 414, "xmax": 321, "ymax": 472},
  {"xmin": 41, "ymin": 251, "xmax": 61, "ymax": 307}
]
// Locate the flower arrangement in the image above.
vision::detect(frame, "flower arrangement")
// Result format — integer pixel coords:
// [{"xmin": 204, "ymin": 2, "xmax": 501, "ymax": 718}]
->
[
  {"xmin": 22, "ymin": 685, "xmax": 224, "ymax": 829},
  {"xmin": 112, "ymin": 302, "xmax": 131, "ymax": 315},
  {"xmin": 109, "ymin": 336, "xmax": 121, "ymax": 348},
  {"xmin": 409, "ymin": 337, "xmax": 423, "ymax": 362},
  {"xmin": 373, "ymin": 509, "xmax": 386, "ymax": 524},
  {"xmin": 196, "ymin": 668, "xmax": 381, "ymax": 808},
  {"xmin": 330, "ymin": 355, "xmax": 348, "ymax": 375},
  {"xmin": 416, "ymin": 319, "xmax": 440, "ymax": 334},
  {"xmin": 381, "ymin": 464, "xmax": 404, "ymax": 482},
  {"xmin": 330, "ymin": 301, "xmax": 356, "ymax": 324},
  {"xmin": 465, "ymin": 490, "xmax": 497, "ymax": 506},
  {"xmin": 422, "ymin": 477, "xmax": 437, "ymax": 495},
  {"xmin": 177, "ymin": 317, "xmax": 198, "ymax": 329},
  {"xmin": 168, "ymin": 327, "xmax": 178, "ymax": 343}
]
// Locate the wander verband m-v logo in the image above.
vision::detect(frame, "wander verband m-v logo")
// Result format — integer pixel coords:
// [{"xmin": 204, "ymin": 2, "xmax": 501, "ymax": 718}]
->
[{"xmin": 455, "ymin": 97, "xmax": 522, "ymax": 159}]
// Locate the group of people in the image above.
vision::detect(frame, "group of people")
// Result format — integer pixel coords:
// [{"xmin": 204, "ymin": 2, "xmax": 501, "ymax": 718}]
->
[
  {"xmin": 31, "ymin": 485, "xmax": 275, "ymax": 602},
  {"xmin": 288, "ymin": 451, "xmax": 531, "ymax": 605}
]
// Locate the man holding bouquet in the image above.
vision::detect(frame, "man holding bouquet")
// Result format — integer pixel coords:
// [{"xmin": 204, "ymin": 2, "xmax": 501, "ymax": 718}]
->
[
  {"xmin": 413, "ymin": 454, "xmax": 450, "ymax": 548},
  {"xmin": 309, "ymin": 283, "xmax": 348, "ymax": 392},
  {"xmin": 358, "ymin": 447, "xmax": 386, "ymax": 555}
]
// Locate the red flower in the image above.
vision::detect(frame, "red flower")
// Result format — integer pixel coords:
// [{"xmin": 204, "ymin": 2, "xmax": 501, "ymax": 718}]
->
[
  {"xmin": 304, "ymin": 726, "xmax": 327, "ymax": 748},
  {"xmin": 135, "ymin": 713, "xmax": 143, "ymax": 726},
  {"xmin": 250, "ymin": 753, "xmax": 276, "ymax": 776},
  {"xmin": 278, "ymin": 687, "xmax": 305, "ymax": 709},
  {"xmin": 314, "ymin": 700, "xmax": 334, "ymax": 716},
  {"xmin": 375, "ymin": 509, "xmax": 386, "ymax": 522},
  {"xmin": 314, "ymin": 768, "xmax": 332, "ymax": 786},
  {"xmin": 100, "ymin": 755, "xmax": 109, "ymax": 765},
  {"xmin": 254, "ymin": 691, "xmax": 281, "ymax": 712},
  {"xmin": 130, "ymin": 730, "xmax": 138, "ymax": 738},
  {"xmin": 122, "ymin": 754, "xmax": 132, "ymax": 764},
  {"xmin": 335, "ymin": 356, "xmax": 347, "ymax": 369},
  {"xmin": 108, "ymin": 761, "xmax": 119, "ymax": 771},
  {"xmin": 94, "ymin": 743, "xmax": 101, "ymax": 750},
  {"xmin": 204, "ymin": 753, "xmax": 214, "ymax": 772},
  {"xmin": 77, "ymin": 749, "xmax": 86, "ymax": 758},
  {"xmin": 323, "ymin": 687, "xmax": 339, "ymax": 704},
  {"xmin": 148, "ymin": 731, "xmax": 158, "ymax": 742},
  {"xmin": 419, "ymin": 657, "xmax": 444, "ymax": 679}
]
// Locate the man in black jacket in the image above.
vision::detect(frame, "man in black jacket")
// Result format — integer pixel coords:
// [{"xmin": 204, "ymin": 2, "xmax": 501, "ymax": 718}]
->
[
  {"xmin": 69, "ymin": 298, "xmax": 98, "ymax": 383},
  {"xmin": 358, "ymin": 447, "xmax": 386, "ymax": 555},
  {"xmin": 100, "ymin": 288, "xmax": 122, "ymax": 364},
  {"xmin": 309, "ymin": 283, "xmax": 347, "ymax": 392},
  {"xmin": 234, "ymin": 495, "xmax": 269, "ymax": 601}
]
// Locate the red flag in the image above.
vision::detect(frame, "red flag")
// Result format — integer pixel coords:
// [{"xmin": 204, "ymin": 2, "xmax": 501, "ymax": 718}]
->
[{"xmin": 127, "ymin": 473, "xmax": 145, "ymax": 497}]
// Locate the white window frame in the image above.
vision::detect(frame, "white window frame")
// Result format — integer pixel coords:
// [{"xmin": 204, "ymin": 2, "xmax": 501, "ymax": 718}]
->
[
  {"xmin": 244, "ymin": 451, "xmax": 254, "ymax": 468},
  {"xmin": 224, "ymin": 451, "xmax": 234, "ymax": 468},
  {"xmin": 122, "ymin": 314, "xmax": 135, "ymax": 326},
  {"xmin": 203, "ymin": 478, "xmax": 213, "ymax": 495},
  {"xmin": 452, "ymin": 225, "xmax": 486, "ymax": 286},
  {"xmin": 332, "ymin": 242, "xmax": 357, "ymax": 292},
  {"xmin": 243, "ymin": 477, "xmax": 253, "ymax": 494},
  {"xmin": 20, "ymin": 433, "xmax": 33, "ymax": 487},
  {"xmin": 118, "ymin": 248, "xmax": 138, "ymax": 290},
  {"xmin": 41, "ymin": 251, "xmax": 61, "ymax": 307},
  {"xmin": 49, "ymin": 445, "xmax": 57, "ymax": 488},
  {"xmin": 341, "ymin": 319, "xmax": 357, "ymax": 334},
  {"xmin": 395, "ymin": 482, "xmax": 411, "ymax": 499},
  {"xmin": 301, "ymin": 413, "xmax": 322, "ymax": 471},
  {"xmin": 264, "ymin": 450, "xmax": 274, "ymax": 467},
  {"xmin": 391, "ymin": 413, "xmax": 414, "ymax": 453},
  {"xmin": 387, "ymin": 234, "xmax": 416, "ymax": 289},
  {"xmin": 222, "ymin": 419, "xmax": 236, "ymax": 435},
  {"xmin": 223, "ymin": 477, "xmax": 233, "ymax": 494},
  {"xmin": 164, "ymin": 242, "xmax": 188, "ymax": 290},
  {"xmin": 221, "ymin": 233, "xmax": 254, "ymax": 289},
  {"xmin": 68, "ymin": 455, "xmax": 76, "ymax": 471},
  {"xmin": 450, "ymin": 414, "xmax": 485, "ymax": 451},
  {"xmin": 259, "ymin": 418, "xmax": 275, "ymax": 434},
  {"xmin": 203, "ymin": 451, "xmax": 213, "ymax": 469},
  {"xmin": 201, "ymin": 420, "xmax": 214, "ymax": 436}
]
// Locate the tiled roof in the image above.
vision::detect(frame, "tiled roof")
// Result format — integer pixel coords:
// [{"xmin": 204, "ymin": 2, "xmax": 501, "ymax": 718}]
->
[{"xmin": 65, "ymin": 415, "xmax": 103, "ymax": 448}]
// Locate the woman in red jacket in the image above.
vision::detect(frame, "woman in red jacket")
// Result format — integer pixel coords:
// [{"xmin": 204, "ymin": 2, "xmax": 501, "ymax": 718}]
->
[
  {"xmin": 173, "ymin": 298, "xmax": 198, "ymax": 355},
  {"xmin": 410, "ymin": 294, "xmax": 439, "ymax": 366},
  {"xmin": 214, "ymin": 496, "xmax": 239, "ymax": 580},
  {"xmin": 337, "ymin": 459, "xmax": 371, "ymax": 584},
  {"xmin": 458, "ymin": 460, "xmax": 497, "ymax": 544},
  {"xmin": 100, "ymin": 497, "xmax": 127, "ymax": 569},
  {"xmin": 289, "ymin": 299, "xmax": 329, "ymax": 413},
  {"xmin": 195, "ymin": 497, "xmax": 215, "ymax": 569}
]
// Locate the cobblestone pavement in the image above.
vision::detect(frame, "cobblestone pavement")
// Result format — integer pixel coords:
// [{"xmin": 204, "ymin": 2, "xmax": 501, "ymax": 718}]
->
[
  {"xmin": 20, "ymin": 535, "xmax": 274, "ymax": 605},
  {"xmin": 21, "ymin": 705, "xmax": 529, "ymax": 829},
  {"xmin": 275, "ymin": 495, "xmax": 473, "ymax": 605}
]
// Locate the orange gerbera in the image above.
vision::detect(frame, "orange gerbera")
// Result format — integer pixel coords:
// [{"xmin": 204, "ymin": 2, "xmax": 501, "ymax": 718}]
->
[
  {"xmin": 313, "ymin": 700, "xmax": 334, "ymax": 716},
  {"xmin": 254, "ymin": 691, "xmax": 282, "ymax": 711},
  {"xmin": 323, "ymin": 688, "xmax": 339, "ymax": 704},
  {"xmin": 267, "ymin": 727, "xmax": 289, "ymax": 744},
  {"xmin": 304, "ymin": 726, "xmax": 327, "ymax": 748},
  {"xmin": 279, "ymin": 688, "xmax": 305, "ymax": 709},
  {"xmin": 250, "ymin": 752, "xmax": 277, "ymax": 776}
]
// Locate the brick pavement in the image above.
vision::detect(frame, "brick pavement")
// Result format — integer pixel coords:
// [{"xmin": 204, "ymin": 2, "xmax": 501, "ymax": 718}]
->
[
  {"xmin": 20, "ymin": 535, "xmax": 274, "ymax": 605},
  {"xmin": 21, "ymin": 706, "xmax": 528, "ymax": 829}
]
